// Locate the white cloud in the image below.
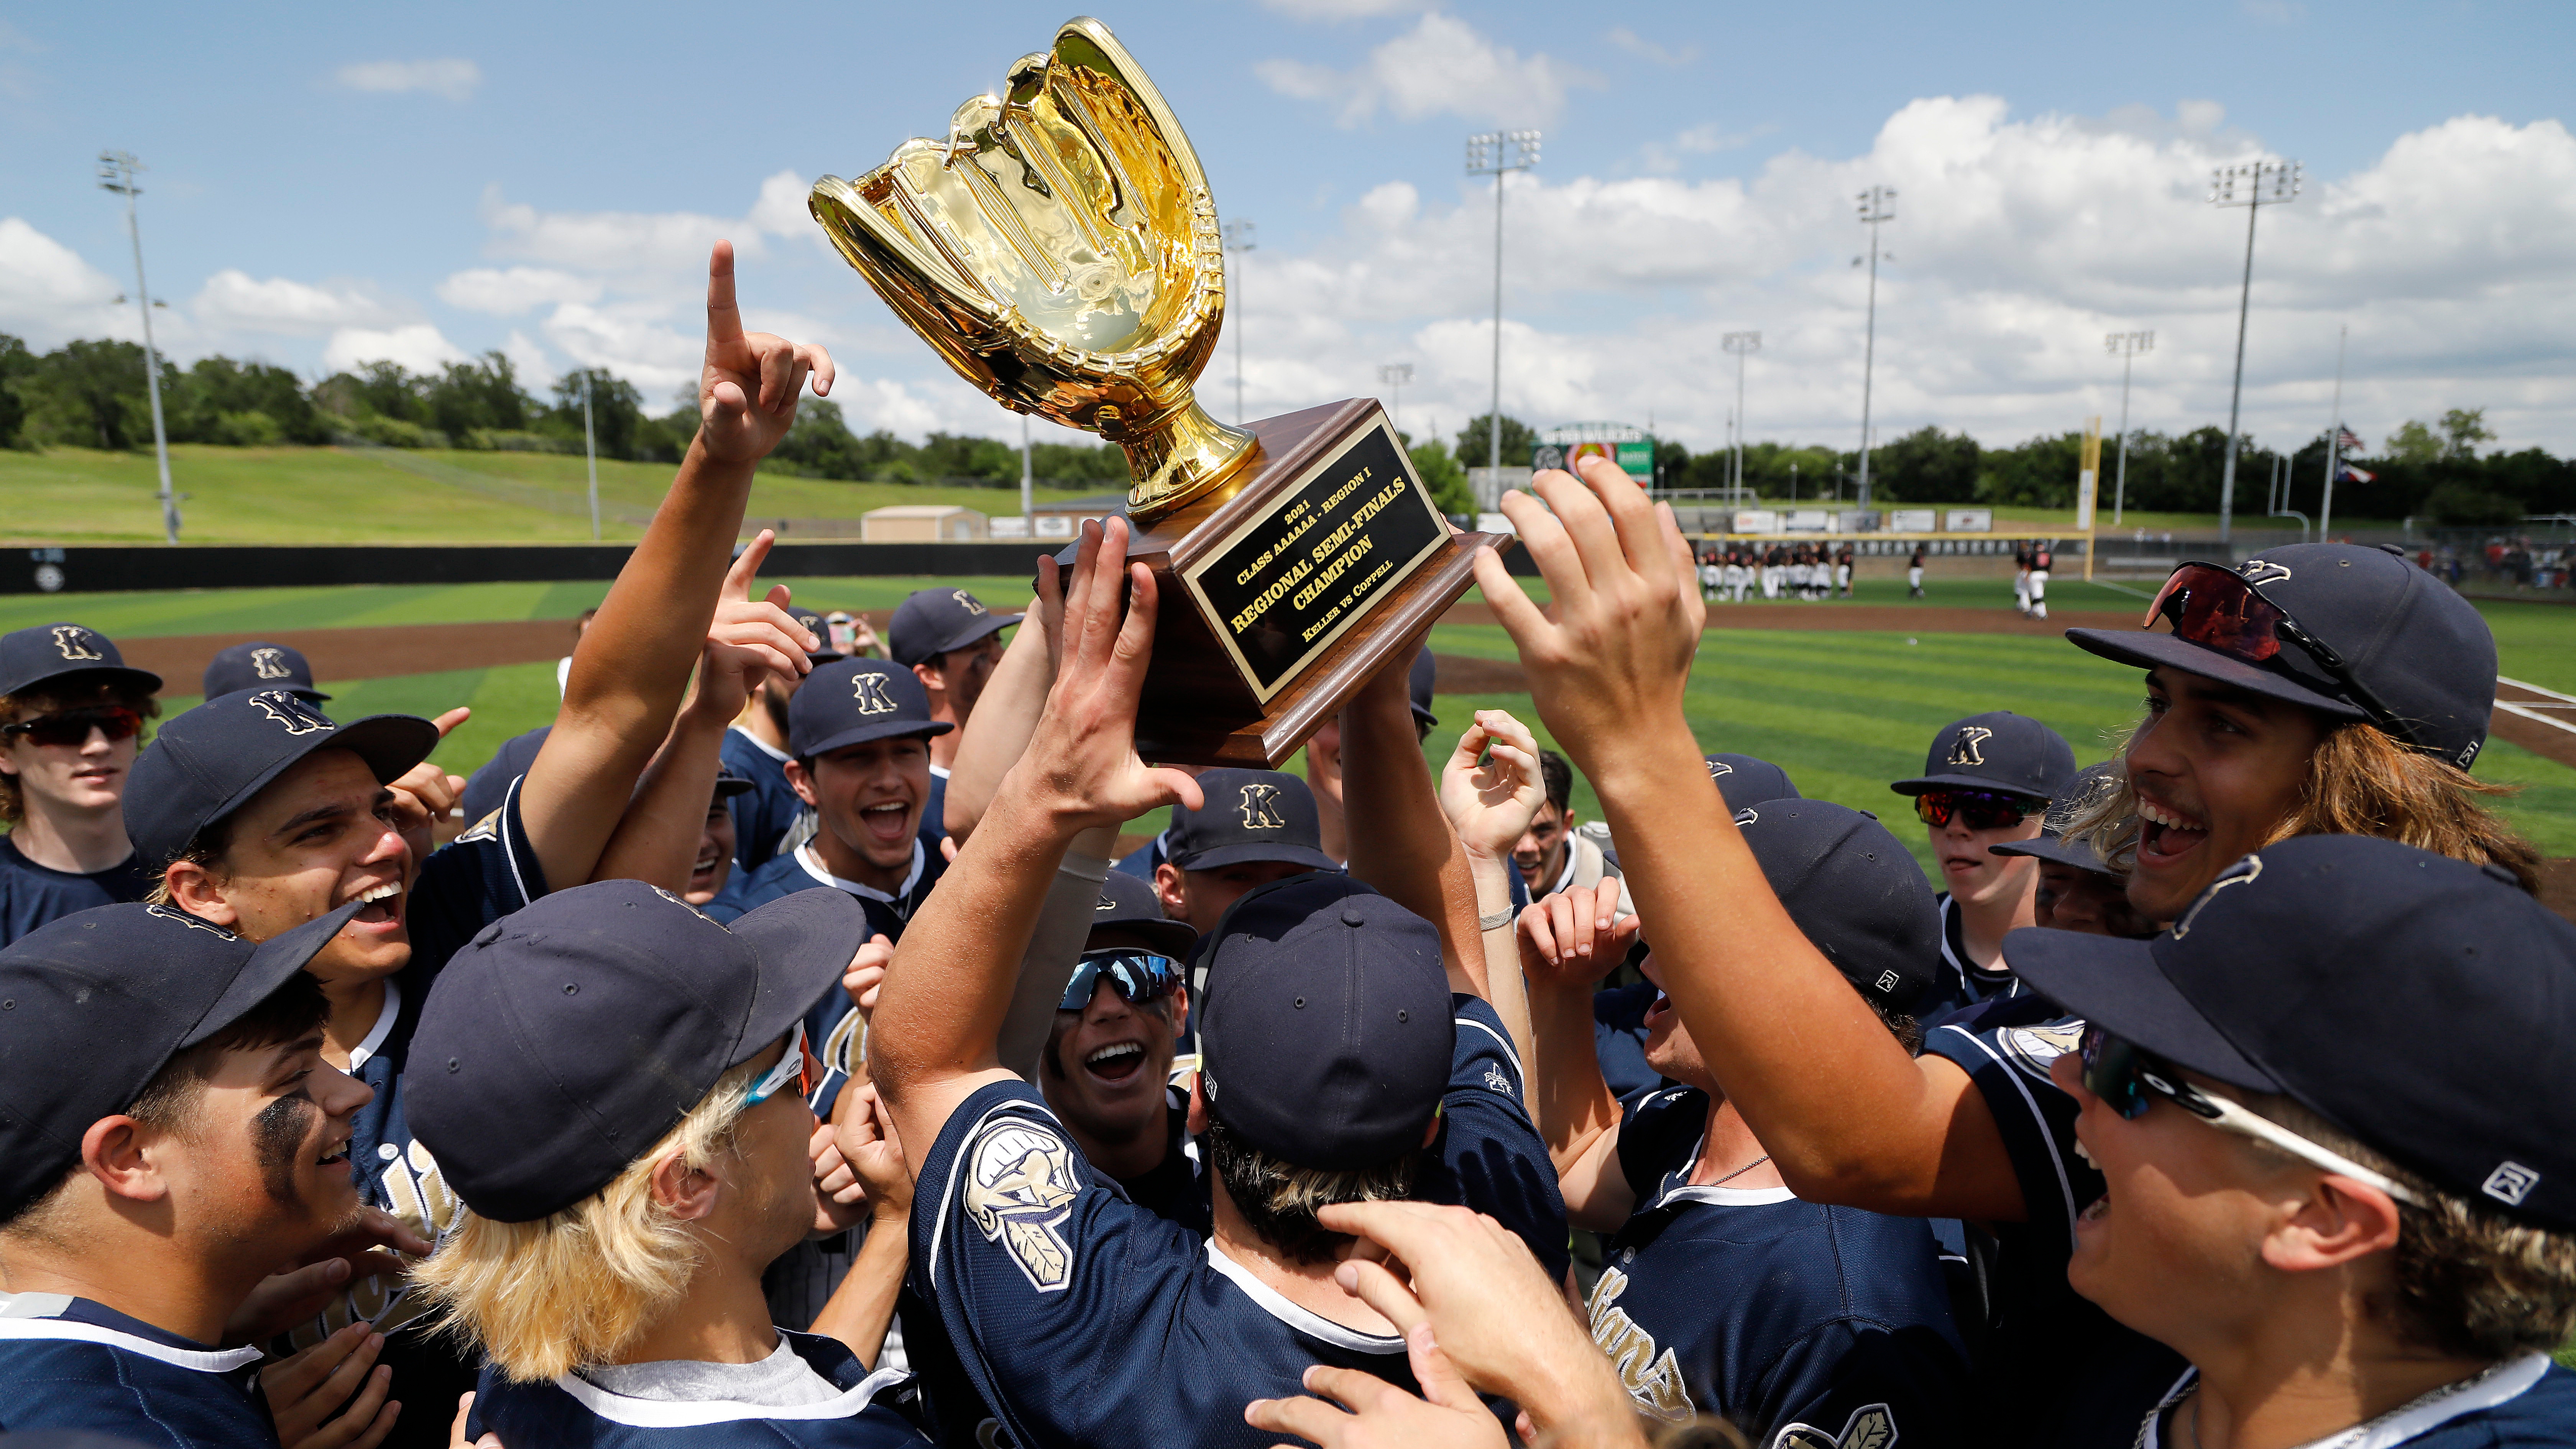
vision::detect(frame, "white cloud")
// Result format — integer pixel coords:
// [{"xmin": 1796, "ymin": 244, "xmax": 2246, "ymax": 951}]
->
[
  {"xmin": 324, "ymin": 324, "xmax": 468, "ymax": 375},
  {"xmin": 1258, "ymin": 0, "xmax": 1424, "ymax": 17},
  {"xmin": 0, "ymin": 217, "xmax": 129, "ymax": 348},
  {"xmin": 499, "ymin": 329, "xmax": 554, "ymax": 391},
  {"xmin": 192, "ymin": 270, "xmax": 398, "ymax": 335},
  {"xmin": 436, "ymin": 266, "xmax": 602, "ymax": 316},
  {"xmin": 334, "ymin": 59, "xmax": 480, "ymax": 102},
  {"xmin": 1605, "ymin": 26, "xmax": 1697, "ymax": 66},
  {"xmin": 1257, "ymin": 13, "xmax": 1594, "ymax": 128}
]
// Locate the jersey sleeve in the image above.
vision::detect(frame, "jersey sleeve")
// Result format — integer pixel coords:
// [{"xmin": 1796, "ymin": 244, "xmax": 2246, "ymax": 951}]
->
[
  {"xmin": 1752, "ymin": 1318, "xmax": 1972, "ymax": 1449},
  {"xmin": 1424, "ymin": 996, "xmax": 1571, "ymax": 1284},
  {"xmin": 1613, "ymin": 1084, "xmax": 1707, "ymax": 1204},
  {"xmin": 1921, "ymin": 1007, "xmax": 2098, "ymax": 1260},
  {"xmin": 407, "ymin": 775, "xmax": 549, "ymax": 978},
  {"xmin": 909, "ymin": 1080, "xmax": 1205, "ymax": 1449}
]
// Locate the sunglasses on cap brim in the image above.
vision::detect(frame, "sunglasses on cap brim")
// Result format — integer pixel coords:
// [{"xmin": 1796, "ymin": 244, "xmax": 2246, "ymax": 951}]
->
[
  {"xmin": 1, "ymin": 706, "xmax": 143, "ymax": 748},
  {"xmin": 1058, "ymin": 949, "xmax": 1181, "ymax": 1012},
  {"xmin": 2076, "ymin": 1025, "xmax": 2425, "ymax": 1206},
  {"xmin": 1912, "ymin": 789, "xmax": 2040, "ymax": 831},
  {"xmin": 743, "ymin": 1021, "xmax": 824, "ymax": 1110},
  {"xmin": 2144, "ymin": 563, "xmax": 2419, "ymax": 749}
]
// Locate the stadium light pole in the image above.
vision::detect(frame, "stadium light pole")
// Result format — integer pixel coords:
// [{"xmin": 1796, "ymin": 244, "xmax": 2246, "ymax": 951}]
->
[
  {"xmin": 1378, "ymin": 362, "xmax": 1414, "ymax": 441},
  {"xmin": 2104, "ymin": 331, "xmax": 2154, "ymax": 526},
  {"xmin": 2208, "ymin": 159, "xmax": 2300, "ymax": 547},
  {"xmin": 1853, "ymin": 186, "xmax": 1896, "ymax": 510},
  {"xmin": 1223, "ymin": 220, "xmax": 1255, "ymax": 426},
  {"xmin": 580, "ymin": 371, "xmax": 601, "ymax": 541},
  {"xmin": 1722, "ymin": 332, "xmax": 1760, "ymax": 503},
  {"xmin": 1466, "ymin": 130, "xmax": 1541, "ymax": 474},
  {"xmin": 2320, "ymin": 323, "xmax": 2346, "ymax": 540},
  {"xmin": 1020, "ymin": 414, "xmax": 1034, "ymax": 525},
  {"xmin": 97, "ymin": 151, "xmax": 178, "ymax": 545}
]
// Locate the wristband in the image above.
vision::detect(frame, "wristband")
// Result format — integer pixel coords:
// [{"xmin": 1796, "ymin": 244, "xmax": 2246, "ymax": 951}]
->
[{"xmin": 1478, "ymin": 906, "xmax": 1516, "ymax": 932}]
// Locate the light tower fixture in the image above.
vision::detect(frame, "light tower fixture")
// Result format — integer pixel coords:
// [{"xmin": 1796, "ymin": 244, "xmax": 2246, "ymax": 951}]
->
[
  {"xmin": 2208, "ymin": 159, "xmax": 2300, "ymax": 545},
  {"xmin": 2104, "ymin": 331, "xmax": 2154, "ymax": 526},
  {"xmin": 1465, "ymin": 129, "xmax": 1541, "ymax": 475},
  {"xmin": 97, "ymin": 150, "xmax": 178, "ymax": 545},
  {"xmin": 1853, "ymin": 185, "xmax": 1896, "ymax": 509},
  {"xmin": 1377, "ymin": 362, "xmax": 1414, "ymax": 442},
  {"xmin": 1222, "ymin": 219, "xmax": 1256, "ymax": 426},
  {"xmin": 1720, "ymin": 332, "xmax": 1760, "ymax": 503}
]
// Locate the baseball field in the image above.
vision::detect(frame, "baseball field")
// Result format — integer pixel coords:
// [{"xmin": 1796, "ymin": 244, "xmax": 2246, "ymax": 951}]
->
[{"xmin": 12, "ymin": 569, "xmax": 2573, "ymax": 889}]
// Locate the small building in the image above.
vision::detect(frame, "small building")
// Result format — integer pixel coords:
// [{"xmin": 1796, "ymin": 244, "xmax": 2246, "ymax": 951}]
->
[{"xmin": 860, "ymin": 505, "xmax": 988, "ymax": 542}]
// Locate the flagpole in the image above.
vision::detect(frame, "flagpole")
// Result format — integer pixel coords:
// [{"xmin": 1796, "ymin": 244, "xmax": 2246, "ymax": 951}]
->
[{"xmin": 2320, "ymin": 324, "xmax": 2346, "ymax": 540}]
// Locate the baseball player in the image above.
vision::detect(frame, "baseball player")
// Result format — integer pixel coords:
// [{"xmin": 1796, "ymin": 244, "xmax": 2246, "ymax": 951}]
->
[
  {"xmin": 1890, "ymin": 711, "xmax": 2075, "ymax": 1018},
  {"xmin": 1762, "ymin": 543, "xmax": 1785, "ymax": 600},
  {"xmin": 2027, "ymin": 540, "xmax": 2052, "ymax": 619},
  {"xmin": 1907, "ymin": 541, "xmax": 1927, "ymax": 598},
  {"xmin": 0, "ymin": 624, "xmax": 161, "ymax": 945},
  {"xmin": 2012, "ymin": 540, "xmax": 2032, "ymax": 614},
  {"xmin": 1835, "ymin": 542, "xmax": 1855, "ymax": 598},
  {"xmin": 1515, "ymin": 750, "xmax": 1633, "ymax": 921},
  {"xmin": 1524, "ymin": 803, "xmax": 1969, "ymax": 1447},
  {"xmin": 723, "ymin": 604, "xmax": 846, "ymax": 876},
  {"xmin": 117, "ymin": 239, "xmax": 831, "ymax": 1447},
  {"xmin": 1699, "ymin": 551, "xmax": 1720, "ymax": 602},
  {"xmin": 1148, "ymin": 767, "xmax": 1338, "ymax": 935},
  {"xmin": 1985, "ymin": 762, "xmax": 2156, "ymax": 939},
  {"xmin": 203, "ymin": 641, "xmax": 328, "ymax": 705},
  {"xmin": 0, "ymin": 901, "xmax": 374, "ymax": 1445},
  {"xmin": 887, "ymin": 586, "xmax": 1019, "ymax": 837},
  {"xmin": 408, "ymin": 883, "xmax": 929, "ymax": 1446}
]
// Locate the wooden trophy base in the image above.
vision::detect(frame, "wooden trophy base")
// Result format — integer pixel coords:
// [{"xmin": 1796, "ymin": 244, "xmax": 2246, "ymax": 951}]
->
[{"xmin": 1107, "ymin": 398, "xmax": 1506, "ymax": 767}]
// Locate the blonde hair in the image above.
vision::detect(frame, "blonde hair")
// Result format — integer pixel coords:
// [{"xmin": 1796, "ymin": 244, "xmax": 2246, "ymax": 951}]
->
[
  {"xmin": 412, "ymin": 1058, "xmax": 761, "ymax": 1382},
  {"xmin": 2065, "ymin": 718, "xmax": 2538, "ymax": 893}
]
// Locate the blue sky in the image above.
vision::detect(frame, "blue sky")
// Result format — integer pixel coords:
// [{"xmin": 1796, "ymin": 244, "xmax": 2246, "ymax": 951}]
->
[{"xmin": 6, "ymin": 0, "xmax": 2573, "ymax": 455}]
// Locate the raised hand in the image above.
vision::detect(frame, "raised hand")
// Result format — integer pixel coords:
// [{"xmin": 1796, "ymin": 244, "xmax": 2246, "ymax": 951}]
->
[
  {"xmin": 1468, "ymin": 455, "xmax": 1705, "ymax": 786},
  {"xmin": 1439, "ymin": 708, "xmax": 1544, "ymax": 865},
  {"xmin": 842, "ymin": 933, "xmax": 894, "ymax": 1023},
  {"xmin": 1243, "ymin": 1339, "xmax": 1505, "ymax": 1449},
  {"xmin": 386, "ymin": 707, "xmax": 472, "ymax": 849},
  {"xmin": 692, "ymin": 531, "xmax": 819, "ymax": 723},
  {"xmin": 1011, "ymin": 520, "xmax": 1204, "ymax": 831},
  {"xmin": 262, "ymin": 1321, "xmax": 398, "ymax": 1449},
  {"xmin": 1518, "ymin": 882, "xmax": 1640, "ymax": 991},
  {"xmin": 835, "ymin": 1080, "xmax": 914, "ymax": 1225},
  {"xmin": 697, "ymin": 241, "xmax": 836, "ymax": 465},
  {"xmin": 225, "ymin": 1208, "xmax": 434, "ymax": 1347}
]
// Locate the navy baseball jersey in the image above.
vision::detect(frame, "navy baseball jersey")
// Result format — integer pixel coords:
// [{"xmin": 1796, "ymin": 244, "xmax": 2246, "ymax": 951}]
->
[
  {"xmin": 1915, "ymin": 893, "xmax": 2030, "ymax": 1024},
  {"xmin": 721, "ymin": 726, "xmax": 803, "ymax": 875},
  {"xmin": 2130, "ymin": 1357, "xmax": 2576, "ymax": 1449},
  {"xmin": 0, "ymin": 1293, "xmax": 274, "ymax": 1446},
  {"xmin": 0, "ymin": 836, "xmax": 150, "ymax": 947},
  {"xmin": 268, "ymin": 780, "xmax": 548, "ymax": 1396},
  {"xmin": 923, "ymin": 766, "xmax": 948, "ymax": 849},
  {"xmin": 1588, "ymin": 1086, "xmax": 1970, "ymax": 1448},
  {"xmin": 910, "ymin": 1081, "xmax": 1419, "ymax": 1449},
  {"xmin": 465, "ymin": 1330, "xmax": 927, "ymax": 1447},
  {"xmin": 1922, "ymin": 1003, "xmax": 2186, "ymax": 1449},
  {"xmin": 1428, "ymin": 994, "xmax": 1572, "ymax": 1285},
  {"xmin": 1592, "ymin": 982, "xmax": 1661, "ymax": 1104},
  {"xmin": 1115, "ymin": 1084, "xmax": 1211, "ymax": 1238}
]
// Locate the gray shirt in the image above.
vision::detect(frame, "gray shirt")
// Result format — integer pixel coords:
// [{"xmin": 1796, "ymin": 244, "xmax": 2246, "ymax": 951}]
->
[{"xmin": 576, "ymin": 1337, "xmax": 845, "ymax": 1408}]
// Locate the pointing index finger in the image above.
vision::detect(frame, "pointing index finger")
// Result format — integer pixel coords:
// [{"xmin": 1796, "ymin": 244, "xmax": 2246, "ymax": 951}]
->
[{"xmin": 706, "ymin": 241, "xmax": 744, "ymax": 348}]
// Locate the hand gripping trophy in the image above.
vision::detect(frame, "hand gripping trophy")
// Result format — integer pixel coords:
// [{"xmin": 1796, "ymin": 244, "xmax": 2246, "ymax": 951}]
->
[{"xmin": 810, "ymin": 16, "xmax": 1504, "ymax": 766}]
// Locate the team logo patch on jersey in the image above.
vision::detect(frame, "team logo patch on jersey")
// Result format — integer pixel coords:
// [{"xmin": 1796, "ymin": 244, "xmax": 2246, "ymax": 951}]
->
[
  {"xmin": 250, "ymin": 690, "xmax": 333, "ymax": 736},
  {"xmin": 2238, "ymin": 558, "xmax": 2293, "ymax": 586},
  {"xmin": 2171, "ymin": 853, "xmax": 2263, "ymax": 939},
  {"xmin": 1483, "ymin": 1063, "xmax": 1511, "ymax": 1094},
  {"xmin": 1774, "ymin": 1403, "xmax": 1897, "ymax": 1449},
  {"xmin": 964, "ymin": 1118, "xmax": 1084, "ymax": 1292},
  {"xmin": 952, "ymin": 589, "xmax": 988, "ymax": 617},
  {"xmin": 1945, "ymin": 726, "xmax": 1993, "ymax": 767},
  {"xmin": 1587, "ymin": 1268, "xmax": 1694, "ymax": 1423},
  {"xmin": 1237, "ymin": 782, "xmax": 1285, "ymax": 831},
  {"xmin": 2000, "ymin": 1020, "xmax": 2087, "ymax": 1083},
  {"xmin": 851, "ymin": 672, "xmax": 898, "ymax": 716},
  {"xmin": 49, "ymin": 626, "xmax": 103, "ymax": 662}
]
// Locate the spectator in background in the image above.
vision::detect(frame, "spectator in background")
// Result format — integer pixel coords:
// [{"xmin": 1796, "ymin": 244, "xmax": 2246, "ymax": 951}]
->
[{"xmin": 0, "ymin": 624, "xmax": 162, "ymax": 946}]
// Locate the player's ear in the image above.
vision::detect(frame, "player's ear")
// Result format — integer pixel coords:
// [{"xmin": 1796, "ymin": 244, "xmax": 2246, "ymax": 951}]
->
[
  {"xmin": 647, "ymin": 1147, "xmax": 720, "ymax": 1223},
  {"xmin": 1166, "ymin": 984, "xmax": 1189, "ymax": 1044},
  {"xmin": 1152, "ymin": 864, "xmax": 1186, "ymax": 919},
  {"xmin": 162, "ymin": 863, "xmax": 241, "ymax": 928},
  {"xmin": 784, "ymin": 759, "xmax": 820, "ymax": 809},
  {"xmin": 910, "ymin": 660, "xmax": 942, "ymax": 696},
  {"xmin": 81, "ymin": 1114, "xmax": 172, "ymax": 1204}
]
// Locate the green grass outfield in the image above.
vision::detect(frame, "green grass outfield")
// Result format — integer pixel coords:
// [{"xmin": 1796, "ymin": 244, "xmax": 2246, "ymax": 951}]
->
[{"xmin": 18, "ymin": 573, "xmax": 2574, "ymax": 877}]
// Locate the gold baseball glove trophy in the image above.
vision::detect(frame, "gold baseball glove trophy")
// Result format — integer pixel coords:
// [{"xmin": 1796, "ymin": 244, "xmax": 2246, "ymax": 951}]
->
[{"xmin": 810, "ymin": 16, "xmax": 1505, "ymax": 765}]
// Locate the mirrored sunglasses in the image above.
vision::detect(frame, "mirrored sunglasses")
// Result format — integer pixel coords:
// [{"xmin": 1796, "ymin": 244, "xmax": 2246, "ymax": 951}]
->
[
  {"xmin": 743, "ymin": 1021, "xmax": 821, "ymax": 1109},
  {"xmin": 1058, "ymin": 949, "xmax": 1181, "ymax": 1012},
  {"xmin": 2144, "ymin": 562, "xmax": 2416, "ymax": 747},
  {"xmin": 1, "ymin": 706, "xmax": 143, "ymax": 749},
  {"xmin": 1913, "ymin": 789, "xmax": 2039, "ymax": 831}
]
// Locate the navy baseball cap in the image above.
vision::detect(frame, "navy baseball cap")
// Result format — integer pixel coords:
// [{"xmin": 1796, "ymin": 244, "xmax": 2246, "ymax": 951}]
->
[
  {"xmin": 2067, "ymin": 545, "xmax": 2496, "ymax": 769},
  {"xmin": 1087, "ymin": 869, "xmax": 1197, "ymax": 959},
  {"xmin": 1408, "ymin": 650, "xmax": 1438, "ymax": 732},
  {"xmin": 1704, "ymin": 753, "xmax": 1799, "ymax": 812},
  {"xmin": 713, "ymin": 762, "xmax": 756, "ymax": 800},
  {"xmin": 459, "ymin": 725, "xmax": 550, "ymax": 828},
  {"xmin": 888, "ymin": 587, "xmax": 1019, "ymax": 667},
  {"xmin": 1167, "ymin": 769, "xmax": 1338, "ymax": 873},
  {"xmin": 2006, "ymin": 835, "xmax": 2576, "ymax": 1233},
  {"xmin": 126, "ymin": 691, "xmax": 441, "ymax": 871},
  {"xmin": 1991, "ymin": 760, "xmax": 2122, "ymax": 877},
  {"xmin": 1197, "ymin": 875, "xmax": 1453, "ymax": 1171},
  {"xmin": 788, "ymin": 658, "xmax": 952, "ymax": 760},
  {"xmin": 1733, "ymin": 799, "xmax": 1940, "ymax": 1014},
  {"xmin": 0, "ymin": 624, "xmax": 160, "ymax": 700},
  {"xmin": 409, "ymin": 880, "xmax": 869, "ymax": 1223},
  {"xmin": 203, "ymin": 641, "xmax": 328, "ymax": 705},
  {"xmin": 1891, "ymin": 710, "xmax": 2076, "ymax": 802},
  {"xmin": 787, "ymin": 608, "xmax": 844, "ymax": 664},
  {"xmin": 0, "ymin": 899, "xmax": 365, "ymax": 1217}
]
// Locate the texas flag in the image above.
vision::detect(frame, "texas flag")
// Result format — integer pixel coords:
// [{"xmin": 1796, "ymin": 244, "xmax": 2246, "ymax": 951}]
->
[{"xmin": 2338, "ymin": 461, "xmax": 2376, "ymax": 485}]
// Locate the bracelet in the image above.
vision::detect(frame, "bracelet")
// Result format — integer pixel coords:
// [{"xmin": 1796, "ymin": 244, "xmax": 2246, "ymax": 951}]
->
[{"xmin": 1478, "ymin": 906, "xmax": 1516, "ymax": 932}]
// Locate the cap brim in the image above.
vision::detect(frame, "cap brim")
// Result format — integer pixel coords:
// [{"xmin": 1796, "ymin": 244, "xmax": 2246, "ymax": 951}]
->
[
  {"xmin": 20, "ymin": 664, "xmax": 164, "ymax": 698},
  {"xmin": 728, "ymin": 888, "xmax": 872, "ymax": 1061},
  {"xmin": 1990, "ymin": 834, "xmax": 2120, "ymax": 876},
  {"xmin": 796, "ymin": 719, "xmax": 954, "ymax": 759},
  {"xmin": 182, "ymin": 900, "xmax": 368, "ymax": 1048},
  {"xmin": 713, "ymin": 777, "xmax": 756, "ymax": 799},
  {"xmin": 297, "ymin": 688, "xmax": 334, "ymax": 705},
  {"xmin": 1889, "ymin": 775, "xmax": 2052, "ymax": 798},
  {"xmin": 2064, "ymin": 629, "xmax": 2368, "ymax": 721},
  {"xmin": 1410, "ymin": 704, "xmax": 1439, "ymax": 729},
  {"xmin": 2001, "ymin": 927, "xmax": 2279, "ymax": 1092},
  {"xmin": 189, "ymin": 714, "xmax": 442, "ymax": 859},
  {"xmin": 1087, "ymin": 913, "xmax": 1198, "ymax": 960},
  {"xmin": 1170, "ymin": 843, "xmax": 1341, "ymax": 873},
  {"xmin": 936, "ymin": 613, "xmax": 1020, "ymax": 656}
]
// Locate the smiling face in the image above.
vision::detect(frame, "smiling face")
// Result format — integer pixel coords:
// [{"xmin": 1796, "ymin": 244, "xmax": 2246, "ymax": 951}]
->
[
  {"xmin": 1513, "ymin": 800, "xmax": 1574, "ymax": 892},
  {"xmin": 1041, "ymin": 935, "xmax": 1188, "ymax": 1152},
  {"xmin": 175, "ymin": 1026, "xmax": 376, "ymax": 1247},
  {"xmin": 789, "ymin": 736, "xmax": 930, "ymax": 894},
  {"xmin": 686, "ymin": 801, "xmax": 738, "ymax": 907},
  {"xmin": 164, "ymin": 749, "xmax": 413, "ymax": 983},
  {"xmin": 2124, "ymin": 667, "xmax": 2329, "ymax": 922}
]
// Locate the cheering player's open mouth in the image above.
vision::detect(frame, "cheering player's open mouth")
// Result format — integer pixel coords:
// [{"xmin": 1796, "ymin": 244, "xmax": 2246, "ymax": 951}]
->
[
  {"xmin": 2133, "ymin": 792, "xmax": 2208, "ymax": 869},
  {"xmin": 860, "ymin": 800, "xmax": 913, "ymax": 847},
  {"xmin": 348, "ymin": 878, "xmax": 404, "ymax": 929},
  {"xmin": 1083, "ymin": 1040, "xmax": 1148, "ymax": 1086}
]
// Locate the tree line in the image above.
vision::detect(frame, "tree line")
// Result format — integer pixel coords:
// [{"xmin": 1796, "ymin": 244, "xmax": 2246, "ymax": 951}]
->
[{"xmin": 3, "ymin": 333, "xmax": 2559, "ymax": 523}]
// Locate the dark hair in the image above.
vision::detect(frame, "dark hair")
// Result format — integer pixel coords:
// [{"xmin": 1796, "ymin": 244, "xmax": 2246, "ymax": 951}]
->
[
  {"xmin": 1202, "ymin": 1109, "xmax": 1424, "ymax": 1267},
  {"xmin": 144, "ymin": 814, "xmax": 238, "ymax": 904},
  {"xmin": 1538, "ymin": 749, "xmax": 1573, "ymax": 816},
  {"xmin": 1, "ymin": 972, "xmax": 329, "ymax": 1228},
  {"xmin": 0, "ymin": 679, "xmax": 161, "ymax": 825}
]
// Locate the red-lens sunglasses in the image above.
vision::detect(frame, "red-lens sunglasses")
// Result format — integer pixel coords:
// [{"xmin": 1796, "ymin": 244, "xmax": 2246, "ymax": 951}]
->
[
  {"xmin": 2143, "ymin": 564, "xmax": 2415, "ymax": 747},
  {"xmin": 0, "ymin": 707, "xmax": 143, "ymax": 749},
  {"xmin": 1913, "ymin": 789, "xmax": 2040, "ymax": 832}
]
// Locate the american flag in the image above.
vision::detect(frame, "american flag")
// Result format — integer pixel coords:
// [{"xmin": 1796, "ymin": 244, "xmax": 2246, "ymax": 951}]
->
[{"xmin": 2336, "ymin": 427, "xmax": 2367, "ymax": 453}]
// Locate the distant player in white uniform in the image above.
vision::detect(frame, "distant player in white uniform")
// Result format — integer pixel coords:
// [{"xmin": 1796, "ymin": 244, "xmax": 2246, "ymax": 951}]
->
[{"xmin": 2027, "ymin": 542, "xmax": 2052, "ymax": 620}]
